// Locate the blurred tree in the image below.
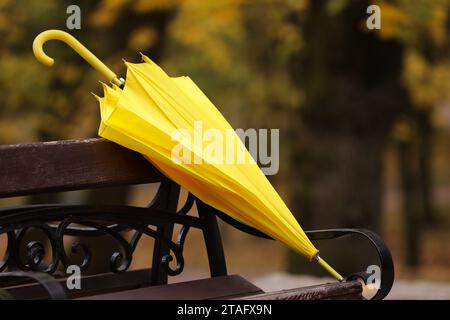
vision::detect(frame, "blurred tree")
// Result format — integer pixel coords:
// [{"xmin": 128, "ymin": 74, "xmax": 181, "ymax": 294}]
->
[
  {"xmin": 285, "ymin": 0, "xmax": 449, "ymax": 271},
  {"xmin": 384, "ymin": 0, "xmax": 450, "ymax": 265},
  {"xmin": 286, "ymin": 0, "xmax": 411, "ymax": 273}
]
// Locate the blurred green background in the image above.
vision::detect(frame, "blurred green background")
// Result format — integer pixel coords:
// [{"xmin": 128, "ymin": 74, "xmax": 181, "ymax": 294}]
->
[{"xmin": 0, "ymin": 0, "xmax": 449, "ymax": 298}]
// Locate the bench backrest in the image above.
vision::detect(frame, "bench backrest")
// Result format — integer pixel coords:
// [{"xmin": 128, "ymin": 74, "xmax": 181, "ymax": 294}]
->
[
  {"xmin": 0, "ymin": 138, "xmax": 163, "ymax": 198},
  {"xmin": 0, "ymin": 138, "xmax": 227, "ymax": 294}
]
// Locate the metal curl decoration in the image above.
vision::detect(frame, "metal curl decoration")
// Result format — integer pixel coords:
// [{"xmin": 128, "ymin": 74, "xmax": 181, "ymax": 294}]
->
[
  {"xmin": 13, "ymin": 225, "xmax": 59, "ymax": 274},
  {"xmin": 55, "ymin": 217, "xmax": 134, "ymax": 273},
  {"xmin": 0, "ymin": 201, "xmax": 200, "ymax": 276},
  {"xmin": 0, "ymin": 181, "xmax": 204, "ymax": 277},
  {"xmin": 69, "ymin": 242, "xmax": 91, "ymax": 270},
  {"xmin": 124, "ymin": 222, "xmax": 186, "ymax": 276}
]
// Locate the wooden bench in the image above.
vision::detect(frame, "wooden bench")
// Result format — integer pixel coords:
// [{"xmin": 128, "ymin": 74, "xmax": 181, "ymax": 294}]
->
[{"xmin": 0, "ymin": 138, "xmax": 394, "ymax": 300}]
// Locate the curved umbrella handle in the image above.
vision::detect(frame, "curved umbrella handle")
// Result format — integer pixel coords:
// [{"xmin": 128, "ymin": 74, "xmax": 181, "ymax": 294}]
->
[{"xmin": 33, "ymin": 29, "xmax": 123, "ymax": 86}]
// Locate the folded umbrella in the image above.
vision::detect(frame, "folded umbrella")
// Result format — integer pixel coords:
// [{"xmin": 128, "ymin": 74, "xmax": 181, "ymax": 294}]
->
[{"xmin": 33, "ymin": 30, "xmax": 343, "ymax": 281}]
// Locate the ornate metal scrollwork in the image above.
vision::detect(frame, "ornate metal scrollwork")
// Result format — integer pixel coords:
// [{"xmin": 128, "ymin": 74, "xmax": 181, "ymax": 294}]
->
[{"xmin": 0, "ymin": 187, "xmax": 202, "ymax": 278}]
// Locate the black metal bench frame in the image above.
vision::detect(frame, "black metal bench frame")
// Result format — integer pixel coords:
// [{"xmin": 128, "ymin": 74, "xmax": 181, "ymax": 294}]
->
[{"xmin": 0, "ymin": 138, "xmax": 394, "ymax": 300}]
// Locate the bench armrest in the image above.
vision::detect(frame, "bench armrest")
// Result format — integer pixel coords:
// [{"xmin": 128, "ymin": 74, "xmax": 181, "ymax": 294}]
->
[{"xmin": 212, "ymin": 207, "xmax": 394, "ymax": 300}]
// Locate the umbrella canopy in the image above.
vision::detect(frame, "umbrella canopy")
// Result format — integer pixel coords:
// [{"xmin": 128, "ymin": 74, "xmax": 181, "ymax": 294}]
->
[{"xmin": 33, "ymin": 30, "xmax": 343, "ymax": 281}]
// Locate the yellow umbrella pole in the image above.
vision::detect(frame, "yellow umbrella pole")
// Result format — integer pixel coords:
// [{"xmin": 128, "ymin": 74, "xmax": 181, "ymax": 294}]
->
[{"xmin": 313, "ymin": 254, "xmax": 344, "ymax": 281}]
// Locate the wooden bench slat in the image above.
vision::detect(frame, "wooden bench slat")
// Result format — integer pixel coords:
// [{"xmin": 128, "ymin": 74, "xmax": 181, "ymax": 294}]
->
[
  {"xmin": 236, "ymin": 280, "xmax": 363, "ymax": 300},
  {"xmin": 0, "ymin": 138, "xmax": 163, "ymax": 198},
  {"xmin": 79, "ymin": 275, "xmax": 263, "ymax": 300}
]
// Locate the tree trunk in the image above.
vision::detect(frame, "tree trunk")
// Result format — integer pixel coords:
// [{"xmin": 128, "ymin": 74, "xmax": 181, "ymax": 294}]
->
[
  {"xmin": 417, "ymin": 110, "xmax": 435, "ymax": 226},
  {"xmin": 397, "ymin": 139, "xmax": 422, "ymax": 266}
]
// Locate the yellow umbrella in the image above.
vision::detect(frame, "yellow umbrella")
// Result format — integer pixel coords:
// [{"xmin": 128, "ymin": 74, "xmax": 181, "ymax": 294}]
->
[{"xmin": 33, "ymin": 30, "xmax": 343, "ymax": 281}]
